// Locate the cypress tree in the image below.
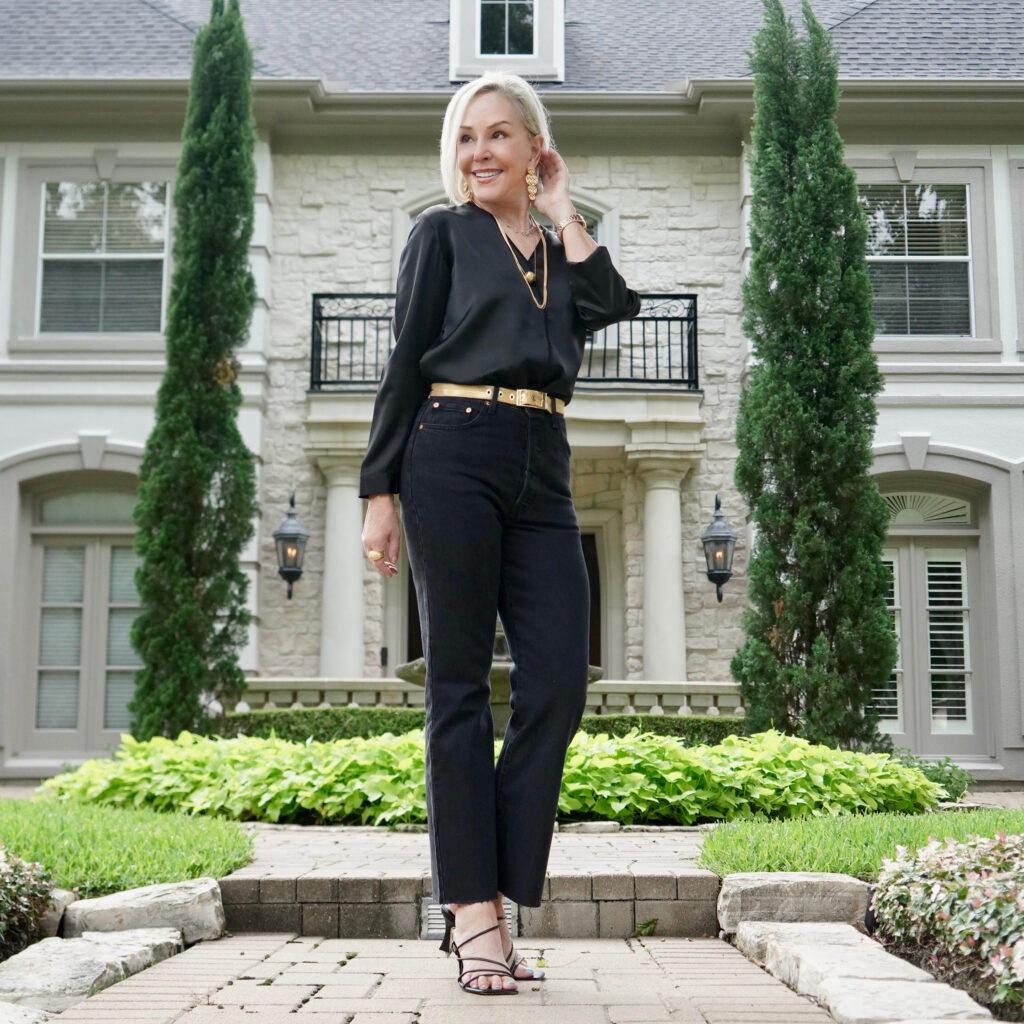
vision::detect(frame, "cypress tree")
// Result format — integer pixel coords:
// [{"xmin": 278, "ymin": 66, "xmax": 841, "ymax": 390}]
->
[
  {"xmin": 731, "ymin": 0, "xmax": 896, "ymax": 750},
  {"xmin": 130, "ymin": 0, "xmax": 258, "ymax": 741}
]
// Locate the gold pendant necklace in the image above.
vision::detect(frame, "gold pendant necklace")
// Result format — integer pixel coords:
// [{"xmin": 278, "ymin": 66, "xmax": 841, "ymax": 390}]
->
[{"xmin": 497, "ymin": 220, "xmax": 547, "ymax": 310}]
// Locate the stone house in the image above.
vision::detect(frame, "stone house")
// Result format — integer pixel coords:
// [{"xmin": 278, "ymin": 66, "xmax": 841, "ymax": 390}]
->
[{"xmin": 0, "ymin": 0, "xmax": 1022, "ymax": 783}]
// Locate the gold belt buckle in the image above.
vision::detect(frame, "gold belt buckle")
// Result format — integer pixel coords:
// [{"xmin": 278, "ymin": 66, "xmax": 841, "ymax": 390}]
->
[{"xmin": 516, "ymin": 388, "xmax": 545, "ymax": 411}]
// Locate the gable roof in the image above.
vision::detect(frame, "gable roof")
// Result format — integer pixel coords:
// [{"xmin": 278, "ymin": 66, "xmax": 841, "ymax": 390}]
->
[{"xmin": 2, "ymin": 0, "xmax": 1024, "ymax": 89}]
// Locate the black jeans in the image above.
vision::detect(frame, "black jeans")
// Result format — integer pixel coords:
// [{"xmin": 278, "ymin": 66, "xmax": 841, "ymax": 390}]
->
[{"xmin": 400, "ymin": 394, "xmax": 590, "ymax": 907}]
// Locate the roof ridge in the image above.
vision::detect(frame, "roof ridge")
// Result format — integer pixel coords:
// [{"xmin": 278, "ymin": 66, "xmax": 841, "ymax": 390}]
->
[{"xmin": 820, "ymin": 0, "xmax": 886, "ymax": 32}]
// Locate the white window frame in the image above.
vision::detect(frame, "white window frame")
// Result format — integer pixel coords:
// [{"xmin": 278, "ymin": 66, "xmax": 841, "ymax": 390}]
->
[
  {"xmin": 35, "ymin": 180, "xmax": 170, "ymax": 337},
  {"xmin": 876, "ymin": 487, "xmax": 989, "ymax": 757},
  {"xmin": 20, "ymin": 480, "xmax": 140, "ymax": 761},
  {"xmin": 450, "ymin": 0, "xmax": 565, "ymax": 81},
  {"xmin": 852, "ymin": 160, "xmax": 997, "ymax": 356},
  {"xmin": 860, "ymin": 181, "xmax": 974, "ymax": 340},
  {"xmin": 9, "ymin": 156, "xmax": 175, "ymax": 355}
]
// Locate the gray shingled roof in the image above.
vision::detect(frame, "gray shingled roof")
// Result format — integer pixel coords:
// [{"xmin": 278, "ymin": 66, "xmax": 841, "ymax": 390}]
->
[{"xmin": 1, "ymin": 0, "xmax": 1023, "ymax": 87}]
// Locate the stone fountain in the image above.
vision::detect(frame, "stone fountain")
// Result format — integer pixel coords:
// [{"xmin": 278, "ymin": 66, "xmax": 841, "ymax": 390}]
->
[{"xmin": 394, "ymin": 619, "xmax": 601, "ymax": 736}]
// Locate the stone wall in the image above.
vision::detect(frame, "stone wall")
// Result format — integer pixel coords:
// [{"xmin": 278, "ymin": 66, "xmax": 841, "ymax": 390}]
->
[{"xmin": 257, "ymin": 149, "xmax": 748, "ymax": 682}]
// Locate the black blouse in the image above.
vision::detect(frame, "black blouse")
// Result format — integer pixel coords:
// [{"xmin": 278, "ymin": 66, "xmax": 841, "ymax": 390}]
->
[{"xmin": 358, "ymin": 202, "xmax": 641, "ymax": 498}]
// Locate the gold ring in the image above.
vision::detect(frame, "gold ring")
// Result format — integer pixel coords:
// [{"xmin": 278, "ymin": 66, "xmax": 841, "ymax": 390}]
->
[{"xmin": 367, "ymin": 550, "xmax": 385, "ymax": 561}]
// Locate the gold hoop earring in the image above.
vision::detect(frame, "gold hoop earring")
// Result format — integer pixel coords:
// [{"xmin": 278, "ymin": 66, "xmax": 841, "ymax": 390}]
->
[
  {"xmin": 526, "ymin": 166, "xmax": 539, "ymax": 203},
  {"xmin": 460, "ymin": 178, "xmax": 474, "ymax": 203}
]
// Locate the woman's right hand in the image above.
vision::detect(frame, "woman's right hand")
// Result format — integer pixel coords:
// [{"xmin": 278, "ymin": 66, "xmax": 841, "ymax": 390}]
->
[{"xmin": 362, "ymin": 494, "xmax": 400, "ymax": 578}]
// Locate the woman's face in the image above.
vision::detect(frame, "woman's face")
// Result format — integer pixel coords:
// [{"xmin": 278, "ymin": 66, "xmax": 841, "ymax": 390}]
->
[{"xmin": 457, "ymin": 90, "xmax": 543, "ymax": 210}]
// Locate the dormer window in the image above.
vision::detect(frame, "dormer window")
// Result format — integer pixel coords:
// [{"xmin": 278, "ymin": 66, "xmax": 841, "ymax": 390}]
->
[
  {"xmin": 480, "ymin": 1, "xmax": 534, "ymax": 56},
  {"xmin": 450, "ymin": 0, "xmax": 565, "ymax": 81}
]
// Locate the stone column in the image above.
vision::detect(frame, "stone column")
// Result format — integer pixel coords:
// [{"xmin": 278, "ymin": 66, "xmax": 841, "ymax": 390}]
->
[
  {"xmin": 317, "ymin": 455, "xmax": 365, "ymax": 678},
  {"xmin": 634, "ymin": 456, "xmax": 692, "ymax": 681}
]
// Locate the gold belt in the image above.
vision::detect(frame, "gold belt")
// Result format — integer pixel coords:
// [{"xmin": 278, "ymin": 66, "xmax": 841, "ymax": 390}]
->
[{"xmin": 429, "ymin": 382, "xmax": 565, "ymax": 415}]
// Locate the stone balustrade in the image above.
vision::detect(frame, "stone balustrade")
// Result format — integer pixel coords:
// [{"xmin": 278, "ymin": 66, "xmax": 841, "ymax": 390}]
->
[{"xmin": 225, "ymin": 678, "xmax": 745, "ymax": 718}]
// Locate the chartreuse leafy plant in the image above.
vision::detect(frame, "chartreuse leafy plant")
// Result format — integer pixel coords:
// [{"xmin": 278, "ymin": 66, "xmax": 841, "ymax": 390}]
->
[
  {"xmin": 558, "ymin": 729, "xmax": 941, "ymax": 823},
  {"xmin": 734, "ymin": 0, "xmax": 896, "ymax": 749},
  {"xmin": 698, "ymin": 807, "xmax": 1024, "ymax": 881},
  {"xmin": 131, "ymin": 0, "xmax": 258, "ymax": 740},
  {"xmin": 40, "ymin": 729, "xmax": 942, "ymax": 827},
  {"xmin": 873, "ymin": 831, "xmax": 1024, "ymax": 1007},
  {"xmin": 0, "ymin": 797, "xmax": 252, "ymax": 899},
  {"xmin": 0, "ymin": 841, "xmax": 52, "ymax": 962}
]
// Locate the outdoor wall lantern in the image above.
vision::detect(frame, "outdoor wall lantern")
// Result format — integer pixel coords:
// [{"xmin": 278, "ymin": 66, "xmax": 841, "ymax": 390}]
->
[
  {"xmin": 701, "ymin": 493, "xmax": 737, "ymax": 603},
  {"xmin": 273, "ymin": 491, "xmax": 311, "ymax": 599}
]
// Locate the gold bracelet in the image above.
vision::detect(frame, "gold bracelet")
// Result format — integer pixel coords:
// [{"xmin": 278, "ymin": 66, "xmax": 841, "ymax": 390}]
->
[{"xmin": 555, "ymin": 210, "xmax": 586, "ymax": 238}]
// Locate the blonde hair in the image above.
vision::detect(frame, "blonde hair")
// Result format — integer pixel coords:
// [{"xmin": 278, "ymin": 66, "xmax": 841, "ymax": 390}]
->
[{"xmin": 439, "ymin": 72, "xmax": 553, "ymax": 206}]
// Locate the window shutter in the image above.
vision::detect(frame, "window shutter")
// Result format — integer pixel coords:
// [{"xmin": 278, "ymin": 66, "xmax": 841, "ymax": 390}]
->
[
  {"xmin": 926, "ymin": 551, "xmax": 971, "ymax": 732},
  {"xmin": 871, "ymin": 552, "xmax": 902, "ymax": 726}
]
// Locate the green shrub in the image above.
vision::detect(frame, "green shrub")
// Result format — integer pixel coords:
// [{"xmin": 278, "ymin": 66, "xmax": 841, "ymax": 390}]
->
[
  {"xmin": 560, "ymin": 729, "xmax": 942, "ymax": 824},
  {"xmin": 0, "ymin": 841, "xmax": 52, "ymax": 962},
  {"xmin": 697, "ymin": 807, "xmax": 1024, "ymax": 881},
  {"xmin": 40, "ymin": 731, "xmax": 428, "ymax": 826},
  {"xmin": 873, "ymin": 830, "xmax": 1024, "ymax": 1006},
  {"xmin": 0, "ymin": 797, "xmax": 252, "ymax": 898},
  {"xmin": 892, "ymin": 749, "xmax": 973, "ymax": 802},
  {"xmin": 219, "ymin": 705, "xmax": 427, "ymax": 742},
  {"xmin": 579, "ymin": 714, "xmax": 744, "ymax": 746},
  {"xmin": 219, "ymin": 706, "xmax": 742, "ymax": 747},
  {"xmin": 41, "ymin": 728, "xmax": 942, "ymax": 828}
]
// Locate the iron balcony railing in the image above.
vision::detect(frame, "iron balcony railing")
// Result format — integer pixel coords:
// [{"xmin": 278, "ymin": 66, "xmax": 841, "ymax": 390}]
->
[{"xmin": 310, "ymin": 292, "xmax": 698, "ymax": 391}]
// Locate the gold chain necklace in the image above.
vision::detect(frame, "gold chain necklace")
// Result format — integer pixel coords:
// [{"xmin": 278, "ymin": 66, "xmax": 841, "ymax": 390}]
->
[
  {"xmin": 496, "ymin": 220, "xmax": 547, "ymax": 310},
  {"xmin": 502, "ymin": 215, "xmax": 538, "ymax": 238}
]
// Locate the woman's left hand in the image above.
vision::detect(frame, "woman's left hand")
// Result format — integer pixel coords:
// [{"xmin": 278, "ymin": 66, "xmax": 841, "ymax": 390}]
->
[{"xmin": 532, "ymin": 147, "xmax": 574, "ymax": 222}]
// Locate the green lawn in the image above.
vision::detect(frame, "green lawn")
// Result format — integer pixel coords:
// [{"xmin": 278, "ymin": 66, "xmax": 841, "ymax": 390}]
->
[
  {"xmin": 0, "ymin": 797, "xmax": 253, "ymax": 898},
  {"xmin": 697, "ymin": 807, "xmax": 1024, "ymax": 880}
]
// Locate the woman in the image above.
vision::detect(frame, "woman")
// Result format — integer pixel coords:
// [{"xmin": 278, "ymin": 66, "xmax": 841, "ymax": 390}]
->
[{"xmin": 359, "ymin": 71, "xmax": 639, "ymax": 995}]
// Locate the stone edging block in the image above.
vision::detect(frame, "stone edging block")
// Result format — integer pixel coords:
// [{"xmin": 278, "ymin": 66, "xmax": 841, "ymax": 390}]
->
[
  {"xmin": 718, "ymin": 871, "xmax": 868, "ymax": 932},
  {"xmin": 0, "ymin": 1002, "xmax": 52, "ymax": 1024},
  {"xmin": 0, "ymin": 928, "xmax": 183, "ymax": 1013},
  {"xmin": 735, "ymin": 921, "xmax": 992, "ymax": 1024},
  {"xmin": 63, "ymin": 878, "xmax": 225, "ymax": 944}
]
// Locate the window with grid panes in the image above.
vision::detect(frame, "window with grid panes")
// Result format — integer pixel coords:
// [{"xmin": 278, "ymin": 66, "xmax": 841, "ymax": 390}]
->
[
  {"xmin": 33, "ymin": 488, "xmax": 142, "ymax": 734},
  {"xmin": 859, "ymin": 183, "xmax": 971, "ymax": 336},
  {"xmin": 480, "ymin": 0, "xmax": 534, "ymax": 55},
  {"xmin": 39, "ymin": 181, "xmax": 167, "ymax": 333}
]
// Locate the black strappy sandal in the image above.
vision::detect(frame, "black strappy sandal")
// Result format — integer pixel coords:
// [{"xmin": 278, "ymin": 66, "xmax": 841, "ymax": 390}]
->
[
  {"xmin": 439, "ymin": 905, "xmax": 518, "ymax": 995},
  {"xmin": 497, "ymin": 912, "xmax": 546, "ymax": 980}
]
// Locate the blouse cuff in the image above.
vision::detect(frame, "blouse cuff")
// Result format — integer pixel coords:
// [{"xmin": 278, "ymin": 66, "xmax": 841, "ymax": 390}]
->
[{"xmin": 358, "ymin": 472, "xmax": 399, "ymax": 500}]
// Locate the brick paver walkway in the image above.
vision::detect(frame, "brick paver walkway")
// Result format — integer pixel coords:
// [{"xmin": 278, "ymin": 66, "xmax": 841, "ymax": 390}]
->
[
  {"xmin": 47, "ymin": 932, "xmax": 836, "ymax": 1024},
  {"xmin": 232, "ymin": 822, "xmax": 705, "ymax": 878}
]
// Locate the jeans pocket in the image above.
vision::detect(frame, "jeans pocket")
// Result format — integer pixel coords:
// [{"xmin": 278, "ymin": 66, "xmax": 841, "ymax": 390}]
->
[{"xmin": 420, "ymin": 397, "xmax": 491, "ymax": 431}]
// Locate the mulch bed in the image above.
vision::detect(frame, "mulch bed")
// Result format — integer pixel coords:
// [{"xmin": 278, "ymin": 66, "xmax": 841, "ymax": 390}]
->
[{"xmin": 878, "ymin": 936, "xmax": 1023, "ymax": 1022}]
